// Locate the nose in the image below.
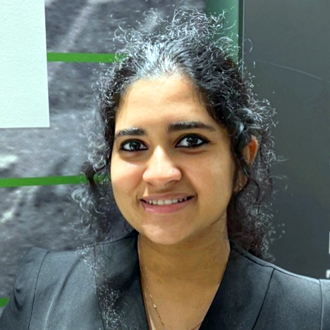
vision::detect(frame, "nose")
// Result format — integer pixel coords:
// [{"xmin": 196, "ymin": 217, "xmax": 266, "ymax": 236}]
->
[{"xmin": 142, "ymin": 147, "xmax": 182, "ymax": 187}]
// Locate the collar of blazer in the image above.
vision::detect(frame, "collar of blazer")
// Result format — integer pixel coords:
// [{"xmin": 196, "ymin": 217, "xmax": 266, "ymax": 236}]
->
[{"xmin": 93, "ymin": 230, "xmax": 273, "ymax": 330}]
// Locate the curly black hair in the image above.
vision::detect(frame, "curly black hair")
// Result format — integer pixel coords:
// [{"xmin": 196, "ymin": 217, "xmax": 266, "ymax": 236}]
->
[{"xmin": 73, "ymin": 8, "xmax": 284, "ymax": 260}]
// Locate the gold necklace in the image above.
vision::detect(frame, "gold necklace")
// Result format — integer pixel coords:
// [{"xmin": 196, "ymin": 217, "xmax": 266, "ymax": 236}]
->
[{"xmin": 140, "ymin": 265, "xmax": 203, "ymax": 330}]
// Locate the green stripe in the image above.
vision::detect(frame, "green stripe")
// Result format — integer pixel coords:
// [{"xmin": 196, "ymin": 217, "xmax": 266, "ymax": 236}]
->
[
  {"xmin": 0, "ymin": 174, "xmax": 108, "ymax": 188},
  {"xmin": 0, "ymin": 175, "xmax": 87, "ymax": 188},
  {"xmin": 0, "ymin": 297, "xmax": 9, "ymax": 308},
  {"xmin": 47, "ymin": 52, "xmax": 125, "ymax": 63}
]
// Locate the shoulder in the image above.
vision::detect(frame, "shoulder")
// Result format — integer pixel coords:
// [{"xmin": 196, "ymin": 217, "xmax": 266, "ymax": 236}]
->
[
  {"xmin": 233, "ymin": 243, "xmax": 320, "ymax": 285},
  {"xmin": 231, "ymin": 243, "xmax": 330, "ymax": 329},
  {"xmin": 6, "ymin": 244, "xmax": 96, "ymax": 297},
  {"xmin": 232, "ymin": 243, "xmax": 322, "ymax": 298},
  {"xmin": 0, "ymin": 245, "xmax": 99, "ymax": 329},
  {"xmin": 15, "ymin": 245, "xmax": 96, "ymax": 285},
  {"xmin": 8, "ymin": 229, "xmax": 137, "ymax": 292},
  {"xmin": 0, "ymin": 248, "xmax": 49, "ymax": 328}
]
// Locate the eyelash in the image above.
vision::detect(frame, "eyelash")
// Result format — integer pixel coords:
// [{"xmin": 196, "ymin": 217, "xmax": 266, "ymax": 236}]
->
[{"xmin": 119, "ymin": 134, "xmax": 209, "ymax": 152}]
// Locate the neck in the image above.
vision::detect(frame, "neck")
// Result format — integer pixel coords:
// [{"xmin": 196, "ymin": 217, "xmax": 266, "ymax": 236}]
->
[{"xmin": 137, "ymin": 220, "xmax": 230, "ymax": 287}]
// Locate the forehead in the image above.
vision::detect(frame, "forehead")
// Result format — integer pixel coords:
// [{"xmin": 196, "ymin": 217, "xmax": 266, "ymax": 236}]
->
[{"xmin": 115, "ymin": 75, "xmax": 212, "ymax": 125}]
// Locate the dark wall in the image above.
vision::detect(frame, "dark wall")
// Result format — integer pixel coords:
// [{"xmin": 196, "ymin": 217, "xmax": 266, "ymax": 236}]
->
[{"xmin": 244, "ymin": 0, "xmax": 330, "ymax": 278}]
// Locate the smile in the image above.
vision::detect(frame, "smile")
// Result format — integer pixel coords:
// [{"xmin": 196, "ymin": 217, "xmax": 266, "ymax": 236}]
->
[
  {"xmin": 141, "ymin": 196, "xmax": 194, "ymax": 214},
  {"xmin": 142, "ymin": 196, "xmax": 193, "ymax": 205}
]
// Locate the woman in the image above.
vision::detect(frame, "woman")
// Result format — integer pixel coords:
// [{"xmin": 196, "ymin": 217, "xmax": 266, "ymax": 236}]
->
[{"xmin": 1, "ymin": 9, "xmax": 329, "ymax": 330}]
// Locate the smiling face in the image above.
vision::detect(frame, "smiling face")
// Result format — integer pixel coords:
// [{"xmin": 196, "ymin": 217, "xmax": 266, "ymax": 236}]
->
[{"xmin": 110, "ymin": 75, "xmax": 237, "ymax": 246}]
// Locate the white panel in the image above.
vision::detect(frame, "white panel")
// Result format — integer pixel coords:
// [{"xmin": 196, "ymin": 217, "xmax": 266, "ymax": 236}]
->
[{"xmin": 0, "ymin": 0, "xmax": 49, "ymax": 128}]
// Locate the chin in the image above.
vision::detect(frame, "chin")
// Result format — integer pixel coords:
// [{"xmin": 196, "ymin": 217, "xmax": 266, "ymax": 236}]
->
[{"xmin": 142, "ymin": 227, "xmax": 192, "ymax": 246}]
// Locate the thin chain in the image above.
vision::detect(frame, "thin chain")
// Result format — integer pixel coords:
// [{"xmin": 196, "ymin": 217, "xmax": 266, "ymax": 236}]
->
[{"xmin": 140, "ymin": 265, "xmax": 203, "ymax": 330}]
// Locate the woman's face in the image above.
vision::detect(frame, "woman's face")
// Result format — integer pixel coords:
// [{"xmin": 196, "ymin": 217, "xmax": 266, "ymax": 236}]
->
[{"xmin": 111, "ymin": 75, "xmax": 237, "ymax": 246}]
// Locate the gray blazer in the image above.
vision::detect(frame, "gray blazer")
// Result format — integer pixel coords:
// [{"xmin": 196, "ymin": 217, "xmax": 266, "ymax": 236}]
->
[{"xmin": 1, "ymin": 229, "xmax": 330, "ymax": 330}]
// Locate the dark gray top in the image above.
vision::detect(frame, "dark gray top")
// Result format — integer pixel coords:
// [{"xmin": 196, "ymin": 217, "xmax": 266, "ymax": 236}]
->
[{"xmin": 1, "ymin": 229, "xmax": 330, "ymax": 330}]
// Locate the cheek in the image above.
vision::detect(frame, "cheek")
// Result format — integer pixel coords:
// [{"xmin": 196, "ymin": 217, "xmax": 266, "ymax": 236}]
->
[
  {"xmin": 110, "ymin": 158, "xmax": 142, "ymax": 197},
  {"xmin": 195, "ymin": 156, "xmax": 235, "ymax": 200}
]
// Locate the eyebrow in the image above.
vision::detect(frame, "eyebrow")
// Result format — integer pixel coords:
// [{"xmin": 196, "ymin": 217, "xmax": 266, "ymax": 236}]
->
[{"xmin": 114, "ymin": 121, "xmax": 216, "ymax": 139}]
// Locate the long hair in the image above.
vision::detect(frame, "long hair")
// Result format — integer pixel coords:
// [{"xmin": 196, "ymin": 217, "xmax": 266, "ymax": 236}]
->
[{"xmin": 73, "ymin": 8, "xmax": 284, "ymax": 260}]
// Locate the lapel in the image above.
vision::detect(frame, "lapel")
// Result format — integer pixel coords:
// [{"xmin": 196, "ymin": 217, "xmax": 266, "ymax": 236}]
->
[
  {"xmin": 95, "ymin": 230, "xmax": 273, "ymax": 330},
  {"xmin": 200, "ymin": 243, "xmax": 273, "ymax": 330}
]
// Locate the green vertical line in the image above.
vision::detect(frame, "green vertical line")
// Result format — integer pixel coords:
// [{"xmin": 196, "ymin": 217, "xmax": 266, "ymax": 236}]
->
[{"xmin": 205, "ymin": 0, "xmax": 244, "ymax": 63}]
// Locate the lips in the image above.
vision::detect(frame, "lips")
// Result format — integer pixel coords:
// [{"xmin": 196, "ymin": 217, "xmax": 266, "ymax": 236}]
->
[
  {"xmin": 141, "ymin": 196, "xmax": 193, "ymax": 205},
  {"xmin": 140, "ymin": 194, "xmax": 195, "ymax": 203},
  {"xmin": 140, "ymin": 196, "xmax": 195, "ymax": 214}
]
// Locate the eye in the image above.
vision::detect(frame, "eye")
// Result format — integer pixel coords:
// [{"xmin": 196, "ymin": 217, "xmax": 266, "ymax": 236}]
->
[
  {"xmin": 176, "ymin": 134, "xmax": 209, "ymax": 148},
  {"xmin": 120, "ymin": 140, "xmax": 147, "ymax": 152}
]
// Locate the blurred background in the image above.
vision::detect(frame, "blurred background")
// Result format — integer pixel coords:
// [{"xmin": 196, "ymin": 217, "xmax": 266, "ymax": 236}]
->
[{"xmin": 0, "ymin": 0, "xmax": 329, "ymax": 315}]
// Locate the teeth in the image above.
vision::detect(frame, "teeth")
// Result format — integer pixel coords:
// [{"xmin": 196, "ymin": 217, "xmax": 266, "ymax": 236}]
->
[{"xmin": 146, "ymin": 197, "xmax": 190, "ymax": 205}]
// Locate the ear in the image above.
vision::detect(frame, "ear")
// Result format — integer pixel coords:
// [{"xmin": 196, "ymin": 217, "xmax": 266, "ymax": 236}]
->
[
  {"xmin": 242, "ymin": 136, "xmax": 259, "ymax": 165},
  {"xmin": 233, "ymin": 136, "xmax": 259, "ymax": 193}
]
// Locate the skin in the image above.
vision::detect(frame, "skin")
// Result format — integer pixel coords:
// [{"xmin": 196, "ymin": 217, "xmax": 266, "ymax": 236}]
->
[{"xmin": 111, "ymin": 74, "xmax": 258, "ymax": 329}]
